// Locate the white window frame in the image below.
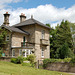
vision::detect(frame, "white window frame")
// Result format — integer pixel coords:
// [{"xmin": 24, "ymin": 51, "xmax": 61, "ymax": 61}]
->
[
  {"xmin": 41, "ymin": 30, "xmax": 45, "ymax": 39},
  {"xmin": 22, "ymin": 49, "xmax": 31, "ymax": 57},
  {"xmin": 41, "ymin": 48, "xmax": 44, "ymax": 58},
  {"xmin": 12, "ymin": 49, "xmax": 15, "ymax": 57},
  {"xmin": 22, "ymin": 49, "xmax": 26, "ymax": 57},
  {"xmin": 6, "ymin": 35, "xmax": 10, "ymax": 41},
  {"xmin": 19, "ymin": 49, "xmax": 22, "ymax": 56}
]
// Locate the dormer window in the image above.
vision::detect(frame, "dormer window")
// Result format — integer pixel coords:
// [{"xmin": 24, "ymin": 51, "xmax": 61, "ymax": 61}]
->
[
  {"xmin": 6, "ymin": 35, "xmax": 10, "ymax": 41},
  {"xmin": 41, "ymin": 30, "xmax": 45, "ymax": 39}
]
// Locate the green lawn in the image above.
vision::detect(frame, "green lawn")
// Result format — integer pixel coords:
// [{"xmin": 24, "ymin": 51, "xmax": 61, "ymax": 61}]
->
[{"xmin": 0, "ymin": 61, "xmax": 71, "ymax": 75}]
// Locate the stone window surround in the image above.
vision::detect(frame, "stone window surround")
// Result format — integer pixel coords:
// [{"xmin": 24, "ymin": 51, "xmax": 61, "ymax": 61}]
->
[
  {"xmin": 19, "ymin": 49, "xmax": 32, "ymax": 57},
  {"xmin": 6, "ymin": 34, "xmax": 10, "ymax": 41},
  {"xmin": 12, "ymin": 49, "xmax": 15, "ymax": 57},
  {"xmin": 41, "ymin": 47, "xmax": 44, "ymax": 58},
  {"xmin": 41, "ymin": 30, "xmax": 45, "ymax": 39}
]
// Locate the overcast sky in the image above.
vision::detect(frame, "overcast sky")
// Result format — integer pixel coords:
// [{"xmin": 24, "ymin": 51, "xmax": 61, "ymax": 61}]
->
[{"xmin": 0, "ymin": 0, "xmax": 75, "ymax": 28}]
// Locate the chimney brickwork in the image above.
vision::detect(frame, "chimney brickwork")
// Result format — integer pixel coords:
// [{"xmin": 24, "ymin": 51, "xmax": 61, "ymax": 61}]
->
[
  {"xmin": 20, "ymin": 13, "xmax": 26, "ymax": 23},
  {"xmin": 3, "ymin": 12, "xmax": 10, "ymax": 26}
]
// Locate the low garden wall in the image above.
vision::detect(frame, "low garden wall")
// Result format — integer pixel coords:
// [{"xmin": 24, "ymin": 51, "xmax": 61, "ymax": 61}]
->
[
  {"xmin": 45, "ymin": 62, "xmax": 75, "ymax": 73},
  {"xmin": 0, "ymin": 57, "xmax": 12, "ymax": 62}
]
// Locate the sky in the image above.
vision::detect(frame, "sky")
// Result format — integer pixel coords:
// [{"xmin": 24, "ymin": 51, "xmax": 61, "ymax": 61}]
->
[{"xmin": 0, "ymin": 0, "xmax": 75, "ymax": 28}]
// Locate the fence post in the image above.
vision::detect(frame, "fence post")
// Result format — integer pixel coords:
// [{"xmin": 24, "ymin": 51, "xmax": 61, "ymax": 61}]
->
[{"xmin": 38, "ymin": 60, "xmax": 39, "ymax": 69}]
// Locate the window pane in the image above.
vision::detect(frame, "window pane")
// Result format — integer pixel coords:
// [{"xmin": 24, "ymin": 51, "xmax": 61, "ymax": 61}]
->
[
  {"xmin": 19, "ymin": 50, "xmax": 22, "ymax": 56},
  {"xmin": 12, "ymin": 50, "xmax": 15, "ymax": 57},
  {"xmin": 41, "ymin": 48, "xmax": 44, "ymax": 57},
  {"xmin": 42, "ymin": 30, "xmax": 45, "ymax": 39},
  {"xmin": 26, "ymin": 50, "xmax": 29, "ymax": 56},
  {"xmin": 6, "ymin": 35, "xmax": 10, "ymax": 41}
]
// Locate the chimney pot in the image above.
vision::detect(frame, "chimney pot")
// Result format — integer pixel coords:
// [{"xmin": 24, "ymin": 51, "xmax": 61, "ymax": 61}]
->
[
  {"xmin": 20, "ymin": 13, "xmax": 26, "ymax": 22},
  {"xmin": 21, "ymin": 13, "xmax": 23, "ymax": 15},
  {"xmin": 6, "ymin": 12, "xmax": 8, "ymax": 14},
  {"xmin": 23, "ymin": 14, "xmax": 25, "ymax": 16}
]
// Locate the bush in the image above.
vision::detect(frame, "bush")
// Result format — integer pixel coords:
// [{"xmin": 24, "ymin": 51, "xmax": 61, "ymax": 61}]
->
[
  {"xmin": 16, "ymin": 56, "xmax": 23, "ymax": 64},
  {"xmin": 11, "ymin": 58, "xmax": 17, "ymax": 64},
  {"xmin": 11, "ymin": 56, "xmax": 23, "ymax": 64},
  {"xmin": 63, "ymin": 58, "xmax": 71, "ymax": 63},
  {"xmin": 43, "ymin": 58, "xmax": 72, "ymax": 68},
  {"xmin": 70, "ymin": 56, "xmax": 75, "ymax": 63},
  {"xmin": 23, "ymin": 57, "xmax": 28, "ymax": 61},
  {"xmin": 27, "ymin": 54, "xmax": 36, "ymax": 63},
  {"xmin": 0, "ymin": 48, "xmax": 3, "ymax": 57}
]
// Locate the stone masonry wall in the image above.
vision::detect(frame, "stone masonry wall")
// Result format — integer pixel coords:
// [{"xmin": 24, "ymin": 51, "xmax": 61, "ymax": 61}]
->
[
  {"xmin": 45, "ymin": 63, "xmax": 75, "ymax": 73},
  {"xmin": 12, "ymin": 32, "xmax": 27, "ymax": 47},
  {"xmin": 21, "ymin": 24, "xmax": 50, "ymax": 61},
  {"xmin": 35, "ymin": 24, "xmax": 50, "ymax": 61},
  {"xmin": 21, "ymin": 25, "xmax": 35, "ymax": 43}
]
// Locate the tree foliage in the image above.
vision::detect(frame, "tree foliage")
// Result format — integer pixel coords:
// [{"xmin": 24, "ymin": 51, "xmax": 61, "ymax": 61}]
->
[
  {"xmin": 0, "ymin": 28, "xmax": 7, "ymax": 57},
  {"xmin": 47, "ymin": 20, "xmax": 74, "ymax": 59}
]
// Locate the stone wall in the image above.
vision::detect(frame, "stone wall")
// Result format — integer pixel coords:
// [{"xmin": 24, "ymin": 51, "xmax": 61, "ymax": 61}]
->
[
  {"xmin": 21, "ymin": 24, "xmax": 50, "ymax": 61},
  {"xmin": 21, "ymin": 25, "xmax": 35, "ymax": 43},
  {"xmin": 0, "ymin": 57, "xmax": 12, "ymax": 62},
  {"xmin": 12, "ymin": 32, "xmax": 27, "ymax": 47},
  {"xmin": 45, "ymin": 63, "xmax": 75, "ymax": 73},
  {"xmin": 35, "ymin": 24, "xmax": 50, "ymax": 61}
]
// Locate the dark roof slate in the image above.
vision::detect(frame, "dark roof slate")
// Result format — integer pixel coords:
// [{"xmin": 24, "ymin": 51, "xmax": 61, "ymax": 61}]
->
[
  {"xmin": 0, "ymin": 18, "xmax": 52, "ymax": 35},
  {"xmin": 1, "ymin": 25, "xmax": 30, "ymax": 35},
  {"xmin": 12, "ymin": 18, "xmax": 51, "ymax": 29}
]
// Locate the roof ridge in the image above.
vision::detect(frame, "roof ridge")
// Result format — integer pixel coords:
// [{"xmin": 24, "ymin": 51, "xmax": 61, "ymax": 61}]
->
[
  {"xmin": 11, "ymin": 18, "xmax": 51, "ymax": 29},
  {"xmin": 12, "ymin": 18, "xmax": 31, "ymax": 27}
]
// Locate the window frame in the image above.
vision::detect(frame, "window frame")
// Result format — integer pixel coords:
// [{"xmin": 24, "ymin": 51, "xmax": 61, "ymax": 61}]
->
[
  {"xmin": 12, "ymin": 49, "xmax": 15, "ymax": 57},
  {"xmin": 22, "ymin": 49, "xmax": 32, "ymax": 57},
  {"xmin": 41, "ymin": 30, "xmax": 45, "ymax": 39},
  {"xmin": 6, "ymin": 35, "xmax": 10, "ymax": 41},
  {"xmin": 19, "ymin": 49, "xmax": 22, "ymax": 56},
  {"xmin": 41, "ymin": 48, "xmax": 44, "ymax": 58}
]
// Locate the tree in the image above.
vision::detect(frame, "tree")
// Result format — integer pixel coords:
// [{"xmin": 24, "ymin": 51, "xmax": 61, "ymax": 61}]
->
[
  {"xmin": 55, "ymin": 20, "xmax": 73, "ymax": 58},
  {"xmin": 55, "ymin": 42, "xmax": 73, "ymax": 59},
  {"xmin": 69, "ymin": 23, "xmax": 75, "ymax": 53},
  {"xmin": 46, "ymin": 20, "xmax": 74, "ymax": 59},
  {"xmin": 46, "ymin": 24, "xmax": 50, "ymax": 27},
  {"xmin": 0, "ymin": 28, "xmax": 7, "ymax": 57}
]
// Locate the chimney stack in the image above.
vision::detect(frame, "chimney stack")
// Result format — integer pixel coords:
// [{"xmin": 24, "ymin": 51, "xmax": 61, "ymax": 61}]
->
[
  {"xmin": 3, "ymin": 12, "xmax": 10, "ymax": 26},
  {"xmin": 20, "ymin": 13, "xmax": 26, "ymax": 23}
]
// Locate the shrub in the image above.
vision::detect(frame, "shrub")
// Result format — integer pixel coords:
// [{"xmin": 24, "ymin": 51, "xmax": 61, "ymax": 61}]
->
[
  {"xmin": 63, "ymin": 58, "xmax": 71, "ymax": 63},
  {"xmin": 16, "ymin": 56, "xmax": 23, "ymax": 64},
  {"xmin": 11, "ymin": 58, "xmax": 17, "ymax": 64},
  {"xmin": 27, "ymin": 54, "xmax": 36, "ymax": 63},
  {"xmin": 11, "ymin": 56, "xmax": 23, "ymax": 64},
  {"xmin": 43, "ymin": 59, "xmax": 52, "ymax": 68},
  {"xmin": 0, "ymin": 51, "xmax": 2, "ymax": 57},
  {"xmin": 43, "ymin": 58, "xmax": 72, "ymax": 68},
  {"xmin": 70, "ymin": 56, "xmax": 75, "ymax": 63},
  {"xmin": 0, "ymin": 48, "xmax": 3, "ymax": 57},
  {"xmin": 23, "ymin": 57, "xmax": 28, "ymax": 61}
]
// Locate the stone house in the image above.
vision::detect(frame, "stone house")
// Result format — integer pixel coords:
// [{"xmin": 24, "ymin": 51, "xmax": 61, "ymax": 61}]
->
[{"xmin": 0, "ymin": 12, "xmax": 51, "ymax": 61}]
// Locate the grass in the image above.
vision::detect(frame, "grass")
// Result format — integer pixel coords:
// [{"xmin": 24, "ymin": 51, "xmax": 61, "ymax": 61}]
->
[{"xmin": 0, "ymin": 61, "xmax": 71, "ymax": 75}]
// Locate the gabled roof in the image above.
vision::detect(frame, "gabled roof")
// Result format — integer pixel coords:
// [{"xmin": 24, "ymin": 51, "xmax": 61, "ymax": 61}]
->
[
  {"xmin": 1, "ymin": 25, "xmax": 30, "ymax": 35},
  {"xmin": 12, "ymin": 18, "xmax": 51, "ymax": 29},
  {"xmin": 0, "ymin": 18, "xmax": 51, "ymax": 35}
]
